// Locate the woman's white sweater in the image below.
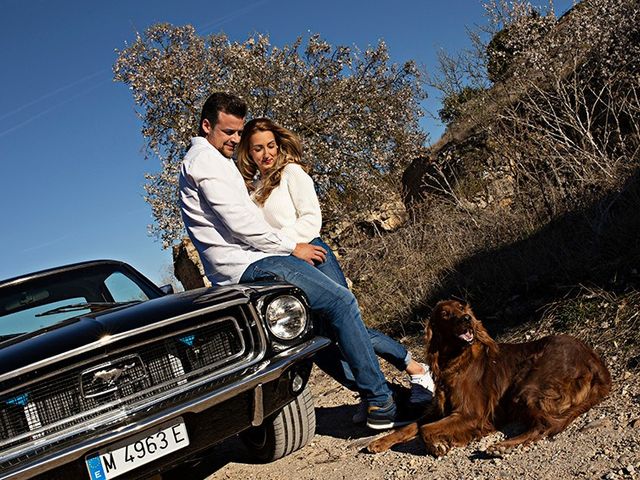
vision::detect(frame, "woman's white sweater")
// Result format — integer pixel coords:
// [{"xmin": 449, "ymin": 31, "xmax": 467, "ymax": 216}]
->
[{"xmin": 254, "ymin": 163, "xmax": 321, "ymax": 243}]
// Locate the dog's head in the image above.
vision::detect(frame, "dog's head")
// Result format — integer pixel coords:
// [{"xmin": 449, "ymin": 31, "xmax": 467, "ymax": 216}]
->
[
  {"xmin": 426, "ymin": 300, "xmax": 498, "ymax": 358},
  {"xmin": 430, "ymin": 300, "xmax": 477, "ymax": 345}
]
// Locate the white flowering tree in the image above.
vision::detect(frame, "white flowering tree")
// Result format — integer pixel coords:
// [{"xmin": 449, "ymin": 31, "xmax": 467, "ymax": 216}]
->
[{"xmin": 114, "ymin": 25, "xmax": 428, "ymax": 247}]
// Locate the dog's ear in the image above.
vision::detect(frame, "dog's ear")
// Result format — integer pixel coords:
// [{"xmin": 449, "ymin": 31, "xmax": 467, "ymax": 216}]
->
[
  {"xmin": 432, "ymin": 300, "xmax": 450, "ymax": 321},
  {"xmin": 472, "ymin": 316, "xmax": 499, "ymax": 356},
  {"xmin": 424, "ymin": 318, "xmax": 441, "ymax": 381},
  {"xmin": 424, "ymin": 318, "xmax": 433, "ymax": 345},
  {"xmin": 425, "ymin": 311, "xmax": 442, "ymax": 350}
]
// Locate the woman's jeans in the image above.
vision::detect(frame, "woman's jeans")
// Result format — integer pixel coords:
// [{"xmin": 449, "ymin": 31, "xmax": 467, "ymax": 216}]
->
[
  {"xmin": 309, "ymin": 238, "xmax": 411, "ymax": 388},
  {"xmin": 240, "ymin": 249, "xmax": 392, "ymax": 407}
]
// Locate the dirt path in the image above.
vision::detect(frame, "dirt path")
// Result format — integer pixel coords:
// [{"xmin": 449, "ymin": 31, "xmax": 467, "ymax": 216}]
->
[{"xmin": 164, "ymin": 344, "xmax": 640, "ymax": 480}]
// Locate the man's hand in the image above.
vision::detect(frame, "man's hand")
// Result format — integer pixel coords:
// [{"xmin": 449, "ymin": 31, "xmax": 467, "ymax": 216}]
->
[{"xmin": 292, "ymin": 243, "xmax": 327, "ymax": 265}]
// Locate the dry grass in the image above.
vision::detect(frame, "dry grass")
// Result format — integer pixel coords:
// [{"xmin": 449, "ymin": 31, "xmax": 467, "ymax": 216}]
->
[
  {"xmin": 501, "ymin": 286, "xmax": 640, "ymax": 373},
  {"xmin": 340, "ymin": 173, "xmax": 639, "ymax": 333}
]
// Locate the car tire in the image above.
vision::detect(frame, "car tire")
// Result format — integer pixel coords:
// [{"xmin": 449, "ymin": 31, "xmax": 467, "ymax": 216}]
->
[{"xmin": 240, "ymin": 383, "xmax": 316, "ymax": 462}]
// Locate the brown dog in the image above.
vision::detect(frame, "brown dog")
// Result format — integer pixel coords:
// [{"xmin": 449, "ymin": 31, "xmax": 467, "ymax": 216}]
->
[{"xmin": 368, "ymin": 299, "xmax": 611, "ymax": 456}]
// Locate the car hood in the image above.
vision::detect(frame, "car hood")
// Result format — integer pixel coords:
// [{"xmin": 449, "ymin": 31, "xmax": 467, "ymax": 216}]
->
[{"xmin": 0, "ymin": 285, "xmax": 258, "ymax": 378}]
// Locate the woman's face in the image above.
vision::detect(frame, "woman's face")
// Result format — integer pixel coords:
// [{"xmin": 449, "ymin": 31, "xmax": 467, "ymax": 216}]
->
[{"xmin": 249, "ymin": 130, "xmax": 279, "ymax": 176}]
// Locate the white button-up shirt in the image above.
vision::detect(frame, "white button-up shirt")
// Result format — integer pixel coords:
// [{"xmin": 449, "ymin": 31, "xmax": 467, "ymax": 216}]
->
[{"xmin": 179, "ymin": 137, "xmax": 296, "ymax": 285}]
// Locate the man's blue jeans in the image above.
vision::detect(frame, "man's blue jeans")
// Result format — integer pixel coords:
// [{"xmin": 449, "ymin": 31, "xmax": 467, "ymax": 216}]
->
[
  {"xmin": 310, "ymin": 238, "xmax": 411, "ymax": 382},
  {"xmin": 240, "ymin": 252, "xmax": 392, "ymax": 407}
]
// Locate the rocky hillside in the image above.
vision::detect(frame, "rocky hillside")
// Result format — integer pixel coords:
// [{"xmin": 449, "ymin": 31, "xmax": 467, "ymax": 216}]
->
[{"xmin": 337, "ymin": 0, "xmax": 639, "ymax": 340}]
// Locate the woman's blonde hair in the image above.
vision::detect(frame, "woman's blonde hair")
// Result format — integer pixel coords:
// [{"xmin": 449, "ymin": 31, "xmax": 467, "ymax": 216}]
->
[{"xmin": 237, "ymin": 118, "xmax": 308, "ymax": 205}]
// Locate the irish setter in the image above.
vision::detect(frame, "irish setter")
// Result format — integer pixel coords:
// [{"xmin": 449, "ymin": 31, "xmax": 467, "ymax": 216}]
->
[{"xmin": 368, "ymin": 299, "xmax": 611, "ymax": 456}]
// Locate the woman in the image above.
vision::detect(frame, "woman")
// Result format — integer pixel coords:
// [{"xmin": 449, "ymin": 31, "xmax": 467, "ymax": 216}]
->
[{"xmin": 237, "ymin": 118, "xmax": 434, "ymax": 421}]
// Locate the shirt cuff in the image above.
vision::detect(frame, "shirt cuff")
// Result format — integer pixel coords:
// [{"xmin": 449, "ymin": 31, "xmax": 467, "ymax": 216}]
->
[{"xmin": 281, "ymin": 236, "xmax": 297, "ymax": 253}]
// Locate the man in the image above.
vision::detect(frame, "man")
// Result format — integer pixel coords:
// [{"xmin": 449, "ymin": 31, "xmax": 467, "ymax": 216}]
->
[{"xmin": 179, "ymin": 92, "xmax": 404, "ymax": 429}]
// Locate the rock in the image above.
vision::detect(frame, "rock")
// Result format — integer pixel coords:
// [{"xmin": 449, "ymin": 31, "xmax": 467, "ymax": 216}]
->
[
  {"xmin": 628, "ymin": 418, "xmax": 640, "ymax": 428},
  {"xmin": 172, "ymin": 237, "xmax": 211, "ymax": 291},
  {"xmin": 357, "ymin": 198, "xmax": 408, "ymax": 233},
  {"xmin": 581, "ymin": 418, "xmax": 612, "ymax": 431}
]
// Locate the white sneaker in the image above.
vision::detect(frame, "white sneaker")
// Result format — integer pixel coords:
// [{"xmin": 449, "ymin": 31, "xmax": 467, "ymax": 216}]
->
[{"xmin": 408, "ymin": 363, "xmax": 435, "ymax": 405}]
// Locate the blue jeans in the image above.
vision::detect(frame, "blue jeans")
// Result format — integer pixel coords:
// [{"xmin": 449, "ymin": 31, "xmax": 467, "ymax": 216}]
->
[
  {"xmin": 310, "ymin": 238, "xmax": 411, "ymax": 382},
  {"xmin": 240, "ymin": 252, "xmax": 392, "ymax": 407}
]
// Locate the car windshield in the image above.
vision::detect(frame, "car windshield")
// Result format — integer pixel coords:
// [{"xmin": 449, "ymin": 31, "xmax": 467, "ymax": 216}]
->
[{"xmin": 0, "ymin": 264, "xmax": 161, "ymax": 341}]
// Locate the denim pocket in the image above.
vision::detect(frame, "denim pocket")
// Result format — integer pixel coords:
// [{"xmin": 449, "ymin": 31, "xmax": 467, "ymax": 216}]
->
[{"xmin": 251, "ymin": 266, "xmax": 281, "ymax": 282}]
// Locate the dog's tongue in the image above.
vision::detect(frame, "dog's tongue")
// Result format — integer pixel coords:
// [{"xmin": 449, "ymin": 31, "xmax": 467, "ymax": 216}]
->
[{"xmin": 459, "ymin": 331, "xmax": 474, "ymax": 343}]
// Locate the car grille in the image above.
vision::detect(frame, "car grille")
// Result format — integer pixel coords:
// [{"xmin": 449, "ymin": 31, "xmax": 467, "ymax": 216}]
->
[{"xmin": 0, "ymin": 307, "xmax": 262, "ymax": 467}]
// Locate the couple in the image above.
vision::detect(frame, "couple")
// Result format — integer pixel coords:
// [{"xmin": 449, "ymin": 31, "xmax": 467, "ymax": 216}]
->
[{"xmin": 179, "ymin": 92, "xmax": 433, "ymax": 430}]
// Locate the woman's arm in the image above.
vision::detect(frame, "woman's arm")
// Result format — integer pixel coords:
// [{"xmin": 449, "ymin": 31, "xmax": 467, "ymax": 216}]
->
[{"xmin": 282, "ymin": 163, "xmax": 322, "ymax": 241}]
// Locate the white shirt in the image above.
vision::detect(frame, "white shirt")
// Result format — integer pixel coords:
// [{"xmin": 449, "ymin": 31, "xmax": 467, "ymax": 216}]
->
[
  {"xmin": 256, "ymin": 163, "xmax": 322, "ymax": 243},
  {"xmin": 179, "ymin": 137, "xmax": 296, "ymax": 285}
]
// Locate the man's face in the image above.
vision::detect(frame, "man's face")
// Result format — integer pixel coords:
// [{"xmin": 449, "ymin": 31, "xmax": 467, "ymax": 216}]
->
[{"xmin": 202, "ymin": 111, "xmax": 244, "ymax": 158}]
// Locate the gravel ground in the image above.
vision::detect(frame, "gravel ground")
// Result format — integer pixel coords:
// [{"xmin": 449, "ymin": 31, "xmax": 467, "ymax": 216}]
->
[{"xmin": 165, "ymin": 342, "xmax": 640, "ymax": 480}]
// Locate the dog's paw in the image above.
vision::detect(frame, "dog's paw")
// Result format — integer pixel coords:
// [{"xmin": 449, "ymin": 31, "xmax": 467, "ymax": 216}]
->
[
  {"xmin": 366, "ymin": 439, "xmax": 389, "ymax": 454},
  {"xmin": 485, "ymin": 443, "xmax": 508, "ymax": 457},
  {"xmin": 424, "ymin": 441, "xmax": 450, "ymax": 457}
]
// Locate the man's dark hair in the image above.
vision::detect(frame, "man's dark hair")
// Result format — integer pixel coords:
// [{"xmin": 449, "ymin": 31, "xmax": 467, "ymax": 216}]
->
[{"xmin": 198, "ymin": 92, "xmax": 247, "ymax": 136}]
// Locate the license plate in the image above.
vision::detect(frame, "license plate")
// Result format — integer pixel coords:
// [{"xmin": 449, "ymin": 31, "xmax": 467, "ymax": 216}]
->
[{"xmin": 85, "ymin": 418, "xmax": 189, "ymax": 479}]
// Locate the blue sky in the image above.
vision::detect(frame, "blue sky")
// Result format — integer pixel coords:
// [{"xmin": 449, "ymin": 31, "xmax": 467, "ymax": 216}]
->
[{"xmin": 0, "ymin": 0, "xmax": 575, "ymax": 285}]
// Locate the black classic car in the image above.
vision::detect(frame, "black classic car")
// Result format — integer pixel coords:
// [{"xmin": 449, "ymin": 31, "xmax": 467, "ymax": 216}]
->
[{"xmin": 0, "ymin": 260, "xmax": 330, "ymax": 479}]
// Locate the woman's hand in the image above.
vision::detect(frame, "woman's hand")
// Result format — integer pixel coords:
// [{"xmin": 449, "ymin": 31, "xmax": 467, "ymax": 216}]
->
[{"xmin": 292, "ymin": 243, "xmax": 327, "ymax": 265}]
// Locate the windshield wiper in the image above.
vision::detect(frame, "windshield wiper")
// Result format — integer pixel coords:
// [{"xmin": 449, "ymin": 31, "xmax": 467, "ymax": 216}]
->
[
  {"xmin": 35, "ymin": 301, "xmax": 140, "ymax": 317},
  {"xmin": 0, "ymin": 333, "xmax": 25, "ymax": 342}
]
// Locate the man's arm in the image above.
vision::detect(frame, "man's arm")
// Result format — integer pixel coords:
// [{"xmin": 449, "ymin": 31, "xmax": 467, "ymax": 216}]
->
[
  {"xmin": 196, "ymin": 164, "xmax": 326, "ymax": 263},
  {"xmin": 200, "ymin": 176, "xmax": 294, "ymax": 252}
]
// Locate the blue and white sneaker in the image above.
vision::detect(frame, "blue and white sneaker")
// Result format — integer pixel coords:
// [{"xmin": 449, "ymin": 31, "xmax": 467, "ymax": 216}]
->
[{"xmin": 366, "ymin": 398, "xmax": 415, "ymax": 430}]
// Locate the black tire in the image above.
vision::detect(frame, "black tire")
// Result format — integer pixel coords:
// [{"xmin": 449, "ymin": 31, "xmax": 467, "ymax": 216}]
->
[{"xmin": 240, "ymin": 384, "xmax": 316, "ymax": 462}]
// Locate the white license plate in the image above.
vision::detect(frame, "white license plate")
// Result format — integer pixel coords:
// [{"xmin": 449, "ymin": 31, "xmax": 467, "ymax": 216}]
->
[{"xmin": 85, "ymin": 418, "xmax": 189, "ymax": 480}]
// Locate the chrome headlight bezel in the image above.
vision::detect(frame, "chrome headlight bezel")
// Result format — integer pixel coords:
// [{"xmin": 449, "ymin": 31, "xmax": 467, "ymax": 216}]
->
[{"xmin": 262, "ymin": 294, "xmax": 308, "ymax": 341}]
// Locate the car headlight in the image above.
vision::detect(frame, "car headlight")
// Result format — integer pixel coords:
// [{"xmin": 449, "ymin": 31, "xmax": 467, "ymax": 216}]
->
[{"xmin": 264, "ymin": 295, "xmax": 308, "ymax": 340}]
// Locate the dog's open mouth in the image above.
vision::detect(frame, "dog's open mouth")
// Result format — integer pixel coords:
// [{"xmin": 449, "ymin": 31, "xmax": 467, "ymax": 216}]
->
[{"xmin": 458, "ymin": 329, "xmax": 474, "ymax": 343}]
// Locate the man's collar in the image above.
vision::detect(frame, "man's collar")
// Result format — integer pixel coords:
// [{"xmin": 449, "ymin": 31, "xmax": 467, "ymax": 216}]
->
[
  {"xmin": 191, "ymin": 136, "xmax": 212, "ymax": 148},
  {"xmin": 191, "ymin": 137, "xmax": 234, "ymax": 162}
]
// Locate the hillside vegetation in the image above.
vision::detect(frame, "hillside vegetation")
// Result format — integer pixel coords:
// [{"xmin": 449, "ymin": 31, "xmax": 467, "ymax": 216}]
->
[{"xmin": 338, "ymin": 0, "xmax": 640, "ymax": 368}]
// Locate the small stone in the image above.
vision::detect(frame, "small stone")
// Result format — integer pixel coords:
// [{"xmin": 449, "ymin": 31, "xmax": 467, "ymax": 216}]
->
[{"xmin": 581, "ymin": 418, "xmax": 612, "ymax": 431}]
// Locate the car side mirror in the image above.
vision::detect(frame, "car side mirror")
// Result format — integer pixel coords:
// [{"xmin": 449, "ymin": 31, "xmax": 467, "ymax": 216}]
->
[{"xmin": 159, "ymin": 284, "xmax": 174, "ymax": 295}]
